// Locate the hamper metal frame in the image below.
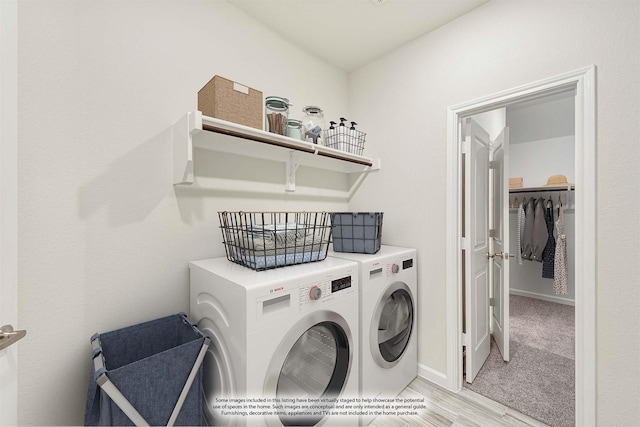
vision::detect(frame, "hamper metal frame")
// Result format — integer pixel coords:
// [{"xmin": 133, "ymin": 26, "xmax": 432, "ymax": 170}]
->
[
  {"xmin": 218, "ymin": 211, "xmax": 332, "ymax": 271},
  {"xmin": 87, "ymin": 313, "xmax": 210, "ymax": 427}
]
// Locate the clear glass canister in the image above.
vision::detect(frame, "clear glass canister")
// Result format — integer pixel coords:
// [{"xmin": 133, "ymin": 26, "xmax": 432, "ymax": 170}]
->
[
  {"xmin": 285, "ymin": 119, "xmax": 304, "ymax": 140},
  {"xmin": 302, "ymin": 106, "xmax": 325, "ymax": 145},
  {"xmin": 265, "ymin": 96, "xmax": 289, "ymax": 135}
]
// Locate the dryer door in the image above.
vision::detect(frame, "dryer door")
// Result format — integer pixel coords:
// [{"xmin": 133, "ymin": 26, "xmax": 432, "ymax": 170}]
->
[
  {"xmin": 371, "ymin": 281, "xmax": 414, "ymax": 368},
  {"xmin": 264, "ymin": 311, "xmax": 352, "ymax": 426}
]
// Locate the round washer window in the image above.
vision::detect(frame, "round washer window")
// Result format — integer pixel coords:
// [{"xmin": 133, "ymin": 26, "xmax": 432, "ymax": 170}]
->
[
  {"xmin": 377, "ymin": 289, "xmax": 413, "ymax": 363},
  {"xmin": 276, "ymin": 321, "xmax": 349, "ymax": 426}
]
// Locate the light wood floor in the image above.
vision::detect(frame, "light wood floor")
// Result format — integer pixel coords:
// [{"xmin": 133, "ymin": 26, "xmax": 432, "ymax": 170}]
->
[{"xmin": 369, "ymin": 376, "xmax": 549, "ymax": 427}]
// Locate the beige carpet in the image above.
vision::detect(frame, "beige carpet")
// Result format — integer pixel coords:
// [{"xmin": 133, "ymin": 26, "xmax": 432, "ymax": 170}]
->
[{"xmin": 464, "ymin": 295, "xmax": 575, "ymax": 427}]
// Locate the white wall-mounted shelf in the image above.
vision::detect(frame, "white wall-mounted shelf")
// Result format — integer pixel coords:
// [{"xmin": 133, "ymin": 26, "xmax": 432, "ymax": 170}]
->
[{"xmin": 172, "ymin": 111, "xmax": 380, "ymax": 194}]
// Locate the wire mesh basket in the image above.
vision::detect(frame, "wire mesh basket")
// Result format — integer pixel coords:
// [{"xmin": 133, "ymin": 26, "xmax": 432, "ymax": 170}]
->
[
  {"xmin": 324, "ymin": 126, "xmax": 366, "ymax": 156},
  {"xmin": 331, "ymin": 212, "xmax": 383, "ymax": 254},
  {"xmin": 218, "ymin": 211, "xmax": 332, "ymax": 271}
]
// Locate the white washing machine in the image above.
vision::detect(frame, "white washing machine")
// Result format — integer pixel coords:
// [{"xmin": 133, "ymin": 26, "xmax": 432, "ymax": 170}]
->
[
  {"xmin": 189, "ymin": 257, "xmax": 360, "ymax": 427},
  {"xmin": 330, "ymin": 245, "xmax": 417, "ymax": 424}
]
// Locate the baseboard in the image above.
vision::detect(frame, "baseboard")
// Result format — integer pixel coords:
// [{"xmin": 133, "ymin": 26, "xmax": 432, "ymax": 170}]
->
[
  {"xmin": 510, "ymin": 288, "xmax": 575, "ymax": 306},
  {"xmin": 417, "ymin": 363, "xmax": 450, "ymax": 390}
]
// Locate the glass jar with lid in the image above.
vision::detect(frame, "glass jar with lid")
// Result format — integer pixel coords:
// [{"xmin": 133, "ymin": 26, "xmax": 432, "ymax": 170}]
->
[
  {"xmin": 301, "ymin": 106, "xmax": 325, "ymax": 145},
  {"xmin": 265, "ymin": 96, "xmax": 289, "ymax": 135},
  {"xmin": 285, "ymin": 119, "xmax": 304, "ymax": 141}
]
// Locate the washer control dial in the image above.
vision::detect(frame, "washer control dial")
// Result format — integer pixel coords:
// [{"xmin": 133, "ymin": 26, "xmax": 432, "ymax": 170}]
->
[
  {"xmin": 391, "ymin": 263, "xmax": 400, "ymax": 274},
  {"xmin": 309, "ymin": 286, "xmax": 322, "ymax": 301}
]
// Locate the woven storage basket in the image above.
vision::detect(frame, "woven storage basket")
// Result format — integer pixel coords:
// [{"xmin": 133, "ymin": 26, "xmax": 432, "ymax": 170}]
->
[{"xmin": 198, "ymin": 75, "xmax": 262, "ymax": 129}]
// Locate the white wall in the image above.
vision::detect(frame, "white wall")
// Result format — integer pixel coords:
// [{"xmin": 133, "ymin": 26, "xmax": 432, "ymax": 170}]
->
[
  {"xmin": 0, "ymin": 0, "xmax": 18, "ymax": 425},
  {"xmin": 348, "ymin": 1, "xmax": 640, "ymax": 425},
  {"xmin": 17, "ymin": 1, "xmax": 350, "ymax": 425},
  {"xmin": 510, "ymin": 136, "xmax": 575, "ymax": 187},
  {"xmin": 508, "ymin": 90, "xmax": 576, "ymax": 187}
]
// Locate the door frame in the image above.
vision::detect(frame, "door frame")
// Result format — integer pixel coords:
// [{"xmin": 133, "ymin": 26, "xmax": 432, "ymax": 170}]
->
[
  {"xmin": 0, "ymin": 0, "xmax": 19, "ymax": 425},
  {"xmin": 445, "ymin": 66, "xmax": 596, "ymax": 426}
]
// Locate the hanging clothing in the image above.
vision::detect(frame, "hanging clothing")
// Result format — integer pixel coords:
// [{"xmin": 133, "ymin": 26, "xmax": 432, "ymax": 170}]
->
[
  {"xmin": 521, "ymin": 198, "xmax": 536, "ymax": 259},
  {"xmin": 530, "ymin": 198, "xmax": 549, "ymax": 262},
  {"xmin": 542, "ymin": 198, "xmax": 556, "ymax": 278},
  {"xmin": 554, "ymin": 206, "xmax": 569, "ymax": 295},
  {"xmin": 517, "ymin": 201, "xmax": 525, "ymax": 265}
]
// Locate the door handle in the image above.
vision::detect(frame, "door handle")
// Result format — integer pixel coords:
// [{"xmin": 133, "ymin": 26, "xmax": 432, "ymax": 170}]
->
[
  {"xmin": 487, "ymin": 252, "xmax": 514, "ymax": 260},
  {"xmin": 0, "ymin": 324, "xmax": 26, "ymax": 351},
  {"xmin": 495, "ymin": 252, "xmax": 514, "ymax": 260}
]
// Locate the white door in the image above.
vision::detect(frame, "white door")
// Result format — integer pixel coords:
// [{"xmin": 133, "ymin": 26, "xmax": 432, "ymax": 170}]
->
[
  {"xmin": 464, "ymin": 118, "xmax": 491, "ymax": 383},
  {"xmin": 490, "ymin": 128, "xmax": 510, "ymax": 362},
  {"xmin": 1, "ymin": 0, "xmax": 19, "ymax": 423}
]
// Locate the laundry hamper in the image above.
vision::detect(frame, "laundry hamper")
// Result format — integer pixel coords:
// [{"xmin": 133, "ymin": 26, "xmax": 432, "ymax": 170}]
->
[{"xmin": 84, "ymin": 313, "xmax": 210, "ymax": 426}]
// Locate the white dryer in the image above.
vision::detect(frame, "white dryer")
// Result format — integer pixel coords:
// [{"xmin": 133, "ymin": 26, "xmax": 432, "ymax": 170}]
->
[
  {"xmin": 330, "ymin": 246, "xmax": 417, "ymax": 423},
  {"xmin": 189, "ymin": 257, "xmax": 360, "ymax": 427}
]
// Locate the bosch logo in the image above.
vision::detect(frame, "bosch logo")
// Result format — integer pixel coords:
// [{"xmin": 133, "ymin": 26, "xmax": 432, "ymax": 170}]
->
[{"xmin": 270, "ymin": 286, "xmax": 284, "ymax": 293}]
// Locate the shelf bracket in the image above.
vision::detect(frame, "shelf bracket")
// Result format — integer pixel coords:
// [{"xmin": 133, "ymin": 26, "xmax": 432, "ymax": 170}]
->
[
  {"xmin": 285, "ymin": 151, "xmax": 299, "ymax": 192},
  {"xmin": 172, "ymin": 111, "xmax": 203, "ymax": 185}
]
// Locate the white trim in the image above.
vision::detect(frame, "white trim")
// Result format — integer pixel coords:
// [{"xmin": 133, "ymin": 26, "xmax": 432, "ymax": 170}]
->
[
  {"xmin": 417, "ymin": 363, "xmax": 448, "ymax": 389},
  {"xmin": 573, "ymin": 65, "xmax": 597, "ymax": 427},
  {"xmin": 0, "ymin": 0, "xmax": 19, "ymax": 425},
  {"xmin": 445, "ymin": 108, "xmax": 463, "ymax": 391},
  {"xmin": 445, "ymin": 66, "xmax": 597, "ymax": 426},
  {"xmin": 509, "ymin": 289, "xmax": 575, "ymax": 307}
]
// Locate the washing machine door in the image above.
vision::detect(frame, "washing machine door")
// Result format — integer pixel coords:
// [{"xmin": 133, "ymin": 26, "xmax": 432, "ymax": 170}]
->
[
  {"xmin": 197, "ymin": 318, "xmax": 236, "ymax": 427},
  {"xmin": 370, "ymin": 281, "xmax": 414, "ymax": 368},
  {"xmin": 264, "ymin": 310, "xmax": 352, "ymax": 426}
]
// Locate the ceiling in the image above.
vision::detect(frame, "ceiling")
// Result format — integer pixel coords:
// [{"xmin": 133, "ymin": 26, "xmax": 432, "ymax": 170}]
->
[{"xmin": 226, "ymin": 0, "xmax": 489, "ymax": 72}]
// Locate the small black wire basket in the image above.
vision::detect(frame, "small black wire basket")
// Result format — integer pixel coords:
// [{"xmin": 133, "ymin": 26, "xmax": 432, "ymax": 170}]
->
[
  {"xmin": 218, "ymin": 211, "xmax": 332, "ymax": 271},
  {"xmin": 331, "ymin": 212, "xmax": 383, "ymax": 254},
  {"xmin": 324, "ymin": 127, "xmax": 366, "ymax": 156}
]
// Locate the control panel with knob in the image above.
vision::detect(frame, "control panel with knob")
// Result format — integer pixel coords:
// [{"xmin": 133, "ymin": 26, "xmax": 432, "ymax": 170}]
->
[
  {"xmin": 309, "ymin": 285, "xmax": 322, "ymax": 301},
  {"xmin": 391, "ymin": 263, "xmax": 400, "ymax": 274}
]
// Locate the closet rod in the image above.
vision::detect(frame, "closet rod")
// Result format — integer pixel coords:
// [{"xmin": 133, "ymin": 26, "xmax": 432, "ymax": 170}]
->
[{"xmin": 509, "ymin": 185, "xmax": 574, "ymax": 194}]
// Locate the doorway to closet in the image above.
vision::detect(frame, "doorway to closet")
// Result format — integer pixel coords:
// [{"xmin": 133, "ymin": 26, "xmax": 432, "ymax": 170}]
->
[
  {"xmin": 445, "ymin": 66, "xmax": 596, "ymax": 426},
  {"xmin": 461, "ymin": 89, "xmax": 577, "ymax": 427}
]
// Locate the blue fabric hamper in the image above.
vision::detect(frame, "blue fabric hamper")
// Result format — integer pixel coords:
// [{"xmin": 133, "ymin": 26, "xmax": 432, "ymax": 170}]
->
[{"xmin": 85, "ymin": 313, "xmax": 210, "ymax": 426}]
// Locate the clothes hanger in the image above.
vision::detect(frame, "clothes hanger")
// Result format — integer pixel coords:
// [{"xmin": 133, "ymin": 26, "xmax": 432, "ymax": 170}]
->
[{"xmin": 556, "ymin": 194, "xmax": 563, "ymax": 215}]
